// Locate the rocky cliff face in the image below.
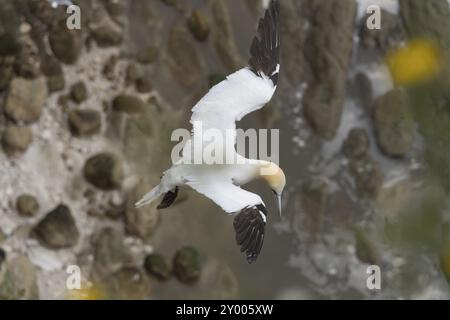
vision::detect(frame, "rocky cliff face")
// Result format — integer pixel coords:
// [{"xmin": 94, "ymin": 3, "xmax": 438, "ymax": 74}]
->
[{"xmin": 0, "ymin": 0, "xmax": 449, "ymax": 300}]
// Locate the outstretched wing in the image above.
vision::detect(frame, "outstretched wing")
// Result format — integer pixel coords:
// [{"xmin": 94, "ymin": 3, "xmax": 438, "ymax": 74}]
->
[
  {"xmin": 185, "ymin": 0, "xmax": 280, "ymax": 159},
  {"xmin": 186, "ymin": 179, "xmax": 268, "ymax": 263},
  {"xmin": 234, "ymin": 205, "xmax": 267, "ymax": 263}
]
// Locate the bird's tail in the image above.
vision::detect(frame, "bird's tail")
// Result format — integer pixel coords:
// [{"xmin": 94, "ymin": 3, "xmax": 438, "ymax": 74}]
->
[{"xmin": 134, "ymin": 184, "xmax": 164, "ymax": 208}]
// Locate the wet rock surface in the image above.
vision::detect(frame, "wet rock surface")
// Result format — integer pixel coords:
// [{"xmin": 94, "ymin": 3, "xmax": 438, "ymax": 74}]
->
[
  {"xmin": 83, "ymin": 153, "xmax": 124, "ymax": 190},
  {"xmin": 32, "ymin": 204, "xmax": 80, "ymax": 249}
]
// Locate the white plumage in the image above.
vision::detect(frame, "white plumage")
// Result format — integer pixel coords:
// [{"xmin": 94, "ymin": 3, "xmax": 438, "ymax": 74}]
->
[{"xmin": 135, "ymin": 0, "xmax": 283, "ymax": 263}]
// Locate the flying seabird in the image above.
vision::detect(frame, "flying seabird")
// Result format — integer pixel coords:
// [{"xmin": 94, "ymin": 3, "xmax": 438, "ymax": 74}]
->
[{"xmin": 135, "ymin": 0, "xmax": 285, "ymax": 263}]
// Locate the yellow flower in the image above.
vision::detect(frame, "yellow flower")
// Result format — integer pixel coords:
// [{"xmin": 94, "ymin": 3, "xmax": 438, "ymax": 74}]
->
[
  {"xmin": 386, "ymin": 39, "xmax": 442, "ymax": 86},
  {"xmin": 67, "ymin": 283, "xmax": 107, "ymax": 300}
]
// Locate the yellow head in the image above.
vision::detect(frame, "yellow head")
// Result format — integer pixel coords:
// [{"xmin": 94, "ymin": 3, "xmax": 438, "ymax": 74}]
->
[{"xmin": 259, "ymin": 162, "xmax": 286, "ymax": 216}]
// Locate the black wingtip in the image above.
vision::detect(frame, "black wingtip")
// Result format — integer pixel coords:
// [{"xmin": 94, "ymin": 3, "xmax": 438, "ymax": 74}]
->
[
  {"xmin": 248, "ymin": 0, "xmax": 280, "ymax": 86},
  {"xmin": 233, "ymin": 204, "xmax": 267, "ymax": 263}
]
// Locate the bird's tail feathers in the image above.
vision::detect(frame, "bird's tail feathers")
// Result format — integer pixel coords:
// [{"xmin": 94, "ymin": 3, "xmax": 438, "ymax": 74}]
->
[{"xmin": 134, "ymin": 184, "xmax": 164, "ymax": 208}]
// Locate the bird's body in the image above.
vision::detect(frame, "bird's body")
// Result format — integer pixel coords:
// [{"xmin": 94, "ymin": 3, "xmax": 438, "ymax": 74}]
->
[{"xmin": 136, "ymin": 0, "xmax": 284, "ymax": 263}]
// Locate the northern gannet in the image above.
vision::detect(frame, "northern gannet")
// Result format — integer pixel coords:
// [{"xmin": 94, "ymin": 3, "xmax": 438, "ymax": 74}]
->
[{"xmin": 135, "ymin": 0, "xmax": 285, "ymax": 263}]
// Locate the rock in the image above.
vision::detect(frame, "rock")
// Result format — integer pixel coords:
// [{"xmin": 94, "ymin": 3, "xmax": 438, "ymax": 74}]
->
[
  {"xmin": 245, "ymin": 0, "xmax": 263, "ymax": 17},
  {"xmin": 350, "ymin": 155, "xmax": 384, "ymax": 199},
  {"xmin": 299, "ymin": 178, "xmax": 329, "ymax": 234},
  {"xmin": 102, "ymin": 267, "xmax": 151, "ymax": 300},
  {"xmin": 1, "ymin": 125, "xmax": 32, "ymax": 156},
  {"xmin": 68, "ymin": 109, "xmax": 101, "ymax": 137},
  {"xmin": 83, "ymin": 153, "xmax": 124, "ymax": 190},
  {"xmin": 49, "ymin": 19, "xmax": 83, "ymax": 64},
  {"xmin": 16, "ymin": 194, "xmax": 39, "ymax": 217},
  {"xmin": 112, "ymin": 94, "xmax": 146, "ymax": 114},
  {"xmin": 57, "ymin": 94, "xmax": 70, "ymax": 110},
  {"xmin": 70, "ymin": 81, "xmax": 88, "ymax": 103},
  {"xmin": 13, "ymin": 35, "xmax": 41, "ymax": 79},
  {"xmin": 166, "ymin": 23, "xmax": 206, "ymax": 89},
  {"xmin": 209, "ymin": 73, "xmax": 226, "ymax": 88},
  {"xmin": 144, "ymin": 254, "xmax": 171, "ymax": 281},
  {"xmin": 0, "ymin": 57, "xmax": 14, "ymax": 91},
  {"xmin": 0, "ymin": 230, "xmax": 5, "ymax": 245},
  {"xmin": 400, "ymin": 0, "xmax": 450, "ymax": 51},
  {"xmin": 0, "ymin": 32, "xmax": 20, "ymax": 56},
  {"xmin": 90, "ymin": 11, "xmax": 123, "ymax": 47},
  {"xmin": 359, "ymin": 9, "xmax": 405, "ymax": 53},
  {"xmin": 125, "ymin": 181, "xmax": 160, "ymax": 239},
  {"xmin": 32, "ymin": 204, "xmax": 80, "ymax": 249},
  {"xmin": 187, "ymin": 10, "xmax": 210, "ymax": 42},
  {"xmin": 136, "ymin": 46, "xmax": 158, "ymax": 64},
  {"xmin": 125, "ymin": 62, "xmax": 141, "ymax": 85},
  {"xmin": 161, "ymin": 0, "xmax": 177, "ymax": 6},
  {"xmin": 0, "ymin": 248, "xmax": 5, "ymax": 268},
  {"xmin": 4, "ymin": 77, "xmax": 48, "ymax": 123},
  {"xmin": 210, "ymin": 0, "xmax": 243, "ymax": 71},
  {"xmin": 279, "ymin": 0, "xmax": 306, "ymax": 85},
  {"xmin": 373, "ymin": 89, "xmax": 415, "ymax": 157},
  {"xmin": 136, "ymin": 76, "xmax": 152, "ymax": 93},
  {"xmin": 103, "ymin": 55, "xmax": 118, "ymax": 81},
  {"xmin": 353, "ymin": 226, "xmax": 379, "ymax": 265},
  {"xmin": 0, "ymin": 255, "xmax": 39, "ymax": 299},
  {"xmin": 342, "ymin": 128, "xmax": 369, "ymax": 159},
  {"xmin": 173, "ymin": 246, "xmax": 201, "ymax": 284},
  {"xmin": 91, "ymin": 227, "xmax": 131, "ymax": 281},
  {"xmin": 194, "ymin": 259, "xmax": 239, "ymax": 299},
  {"xmin": 105, "ymin": 0, "xmax": 127, "ymax": 26},
  {"xmin": 28, "ymin": 0, "xmax": 59, "ymax": 26},
  {"xmin": 349, "ymin": 72, "xmax": 373, "ymax": 110},
  {"xmin": 40, "ymin": 55, "xmax": 65, "ymax": 92},
  {"xmin": 440, "ymin": 223, "xmax": 450, "ymax": 285},
  {"xmin": 303, "ymin": 83, "xmax": 346, "ymax": 140},
  {"xmin": 303, "ymin": 0, "xmax": 357, "ymax": 140}
]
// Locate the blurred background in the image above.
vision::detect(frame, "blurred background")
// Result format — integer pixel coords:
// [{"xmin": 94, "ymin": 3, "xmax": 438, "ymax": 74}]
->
[{"xmin": 0, "ymin": 0, "xmax": 450, "ymax": 300}]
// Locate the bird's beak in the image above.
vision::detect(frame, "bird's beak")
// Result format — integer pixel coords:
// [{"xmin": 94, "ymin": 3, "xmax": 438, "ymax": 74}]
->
[{"xmin": 276, "ymin": 193, "xmax": 282, "ymax": 218}]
